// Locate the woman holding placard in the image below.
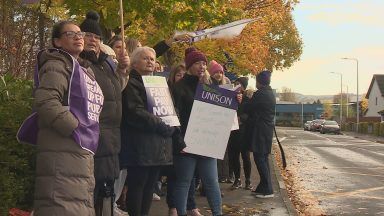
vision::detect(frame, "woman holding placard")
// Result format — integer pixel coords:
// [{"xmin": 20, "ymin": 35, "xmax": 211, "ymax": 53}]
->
[
  {"xmin": 120, "ymin": 46, "xmax": 175, "ymax": 216},
  {"xmin": 171, "ymin": 47, "xmax": 223, "ymax": 216}
]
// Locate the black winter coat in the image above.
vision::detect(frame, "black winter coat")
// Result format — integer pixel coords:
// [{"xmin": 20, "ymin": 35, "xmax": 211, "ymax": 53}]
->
[
  {"xmin": 243, "ymin": 86, "xmax": 276, "ymax": 155},
  {"xmin": 171, "ymin": 74, "xmax": 199, "ymax": 136},
  {"xmin": 120, "ymin": 70, "xmax": 173, "ymax": 167},
  {"xmin": 80, "ymin": 51, "xmax": 122, "ymax": 181},
  {"xmin": 171, "ymin": 74, "xmax": 200, "ymax": 154}
]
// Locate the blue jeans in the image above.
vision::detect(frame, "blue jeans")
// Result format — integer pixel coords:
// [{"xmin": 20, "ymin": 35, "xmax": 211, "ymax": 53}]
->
[
  {"xmin": 173, "ymin": 154, "xmax": 222, "ymax": 215},
  {"xmin": 166, "ymin": 164, "xmax": 197, "ymax": 210}
]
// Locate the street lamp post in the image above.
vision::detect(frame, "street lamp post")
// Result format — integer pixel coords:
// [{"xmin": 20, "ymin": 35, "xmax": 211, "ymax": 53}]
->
[
  {"xmin": 344, "ymin": 84, "xmax": 349, "ymax": 118},
  {"xmin": 342, "ymin": 57, "xmax": 359, "ymax": 132},
  {"xmin": 330, "ymin": 72, "xmax": 343, "ymax": 125}
]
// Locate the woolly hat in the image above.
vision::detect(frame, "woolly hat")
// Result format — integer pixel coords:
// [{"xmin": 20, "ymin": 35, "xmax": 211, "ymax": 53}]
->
[
  {"xmin": 256, "ymin": 70, "xmax": 272, "ymax": 86},
  {"xmin": 80, "ymin": 11, "xmax": 102, "ymax": 37},
  {"xmin": 208, "ymin": 60, "xmax": 224, "ymax": 76},
  {"xmin": 235, "ymin": 77, "xmax": 249, "ymax": 89},
  {"xmin": 184, "ymin": 47, "xmax": 207, "ymax": 69}
]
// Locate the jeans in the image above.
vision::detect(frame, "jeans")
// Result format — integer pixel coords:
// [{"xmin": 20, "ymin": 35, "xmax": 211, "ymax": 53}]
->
[
  {"xmin": 167, "ymin": 169, "xmax": 196, "ymax": 210},
  {"xmin": 125, "ymin": 166, "xmax": 161, "ymax": 216},
  {"xmin": 253, "ymin": 153, "xmax": 273, "ymax": 194},
  {"xmin": 173, "ymin": 154, "xmax": 222, "ymax": 215}
]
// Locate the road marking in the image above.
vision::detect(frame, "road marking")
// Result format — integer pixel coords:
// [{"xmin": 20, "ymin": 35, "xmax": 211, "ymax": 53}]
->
[
  {"xmin": 324, "ymin": 166, "xmax": 384, "ymax": 170},
  {"xmin": 310, "ymin": 189, "xmax": 384, "ymax": 200},
  {"xmin": 317, "ymin": 186, "xmax": 384, "ymax": 199},
  {"xmin": 336, "ymin": 171, "xmax": 384, "ymax": 178}
]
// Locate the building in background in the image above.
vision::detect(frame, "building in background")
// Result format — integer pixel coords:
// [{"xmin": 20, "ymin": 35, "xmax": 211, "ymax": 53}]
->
[{"xmin": 365, "ymin": 74, "xmax": 384, "ymax": 119}]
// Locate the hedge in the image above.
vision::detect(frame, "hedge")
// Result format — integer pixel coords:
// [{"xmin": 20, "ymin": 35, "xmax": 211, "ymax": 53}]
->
[{"xmin": 0, "ymin": 75, "xmax": 35, "ymax": 214}]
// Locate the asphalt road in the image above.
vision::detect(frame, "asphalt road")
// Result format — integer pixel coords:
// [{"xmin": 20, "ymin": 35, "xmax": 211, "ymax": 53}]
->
[{"xmin": 277, "ymin": 127, "xmax": 384, "ymax": 215}]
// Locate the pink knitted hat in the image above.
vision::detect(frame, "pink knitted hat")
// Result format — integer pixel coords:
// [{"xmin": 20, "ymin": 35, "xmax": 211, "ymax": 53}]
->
[{"xmin": 208, "ymin": 60, "xmax": 224, "ymax": 76}]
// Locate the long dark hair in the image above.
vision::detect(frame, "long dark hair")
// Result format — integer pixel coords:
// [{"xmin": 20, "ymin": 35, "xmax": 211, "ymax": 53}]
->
[
  {"xmin": 107, "ymin": 35, "xmax": 123, "ymax": 48},
  {"xmin": 51, "ymin": 20, "xmax": 75, "ymax": 48}
]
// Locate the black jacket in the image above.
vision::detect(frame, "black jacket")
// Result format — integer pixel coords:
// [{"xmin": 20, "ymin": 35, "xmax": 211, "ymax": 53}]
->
[
  {"xmin": 243, "ymin": 86, "xmax": 276, "ymax": 155},
  {"xmin": 171, "ymin": 74, "xmax": 199, "ymax": 135},
  {"xmin": 80, "ymin": 50, "xmax": 122, "ymax": 181},
  {"xmin": 120, "ymin": 69, "xmax": 173, "ymax": 167},
  {"xmin": 171, "ymin": 74, "xmax": 200, "ymax": 154}
]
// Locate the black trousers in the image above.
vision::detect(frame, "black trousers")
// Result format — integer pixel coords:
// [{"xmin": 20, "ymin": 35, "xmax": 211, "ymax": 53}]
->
[
  {"xmin": 126, "ymin": 165, "xmax": 161, "ymax": 216},
  {"xmin": 94, "ymin": 179, "xmax": 115, "ymax": 216},
  {"xmin": 217, "ymin": 150, "xmax": 230, "ymax": 180},
  {"xmin": 228, "ymin": 130, "xmax": 251, "ymax": 180},
  {"xmin": 253, "ymin": 153, "xmax": 273, "ymax": 194}
]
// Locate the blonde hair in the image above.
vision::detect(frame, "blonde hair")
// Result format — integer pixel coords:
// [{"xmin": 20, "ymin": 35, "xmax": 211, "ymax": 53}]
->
[
  {"xmin": 201, "ymin": 70, "xmax": 212, "ymax": 85},
  {"xmin": 125, "ymin": 37, "xmax": 141, "ymax": 56}
]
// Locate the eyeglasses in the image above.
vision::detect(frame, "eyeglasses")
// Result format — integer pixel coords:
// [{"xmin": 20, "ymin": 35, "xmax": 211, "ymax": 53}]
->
[
  {"xmin": 61, "ymin": 31, "xmax": 86, "ymax": 38},
  {"xmin": 84, "ymin": 32, "xmax": 102, "ymax": 40}
]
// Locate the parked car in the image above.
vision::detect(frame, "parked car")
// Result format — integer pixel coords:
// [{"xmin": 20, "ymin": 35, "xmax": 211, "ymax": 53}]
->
[
  {"xmin": 304, "ymin": 120, "xmax": 312, "ymax": 131},
  {"xmin": 310, "ymin": 119, "xmax": 326, "ymax": 131},
  {"xmin": 320, "ymin": 120, "xmax": 341, "ymax": 134}
]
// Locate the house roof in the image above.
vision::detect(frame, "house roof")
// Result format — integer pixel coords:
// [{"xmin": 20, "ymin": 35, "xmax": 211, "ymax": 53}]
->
[{"xmin": 366, "ymin": 74, "xmax": 384, "ymax": 99}]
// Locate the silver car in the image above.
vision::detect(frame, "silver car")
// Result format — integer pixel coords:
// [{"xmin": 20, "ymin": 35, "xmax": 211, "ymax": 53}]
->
[
  {"xmin": 304, "ymin": 121, "xmax": 312, "ymax": 131},
  {"xmin": 320, "ymin": 120, "xmax": 341, "ymax": 134}
]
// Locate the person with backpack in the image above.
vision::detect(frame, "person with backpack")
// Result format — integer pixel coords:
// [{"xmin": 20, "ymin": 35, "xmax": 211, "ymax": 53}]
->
[{"xmin": 79, "ymin": 11, "xmax": 130, "ymax": 216}]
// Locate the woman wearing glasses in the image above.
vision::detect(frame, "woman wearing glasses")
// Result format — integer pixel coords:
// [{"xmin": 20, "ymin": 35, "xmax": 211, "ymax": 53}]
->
[{"xmin": 32, "ymin": 21, "xmax": 100, "ymax": 215}]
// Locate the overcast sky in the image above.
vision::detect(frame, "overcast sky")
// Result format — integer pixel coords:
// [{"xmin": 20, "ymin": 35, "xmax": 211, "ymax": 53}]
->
[{"xmin": 272, "ymin": 0, "xmax": 384, "ymax": 96}]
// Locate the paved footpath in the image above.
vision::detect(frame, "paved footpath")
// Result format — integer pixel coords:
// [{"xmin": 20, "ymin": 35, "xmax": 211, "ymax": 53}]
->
[{"xmin": 150, "ymin": 151, "xmax": 296, "ymax": 216}]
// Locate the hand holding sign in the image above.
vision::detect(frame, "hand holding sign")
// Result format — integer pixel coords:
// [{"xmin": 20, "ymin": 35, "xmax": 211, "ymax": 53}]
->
[
  {"xmin": 117, "ymin": 50, "xmax": 130, "ymax": 75},
  {"xmin": 142, "ymin": 76, "xmax": 180, "ymax": 126}
]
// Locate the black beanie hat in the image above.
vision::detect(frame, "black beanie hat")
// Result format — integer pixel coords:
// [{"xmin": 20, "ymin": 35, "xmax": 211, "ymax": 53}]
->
[
  {"xmin": 80, "ymin": 11, "xmax": 102, "ymax": 37},
  {"xmin": 235, "ymin": 77, "xmax": 249, "ymax": 89},
  {"xmin": 256, "ymin": 70, "xmax": 272, "ymax": 86}
]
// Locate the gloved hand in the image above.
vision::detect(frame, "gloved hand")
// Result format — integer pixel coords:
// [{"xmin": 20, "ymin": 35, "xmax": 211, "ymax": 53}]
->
[{"xmin": 157, "ymin": 121, "xmax": 175, "ymax": 137}]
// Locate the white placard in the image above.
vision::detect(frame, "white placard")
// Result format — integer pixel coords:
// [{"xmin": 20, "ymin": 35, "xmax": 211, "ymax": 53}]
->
[{"xmin": 184, "ymin": 100, "xmax": 237, "ymax": 159}]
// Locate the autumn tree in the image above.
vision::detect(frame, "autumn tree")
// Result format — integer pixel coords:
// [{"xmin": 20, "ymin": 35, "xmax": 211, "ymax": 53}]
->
[
  {"xmin": 189, "ymin": 0, "xmax": 303, "ymax": 75},
  {"xmin": 279, "ymin": 86, "xmax": 296, "ymax": 102},
  {"xmin": 360, "ymin": 94, "xmax": 368, "ymax": 116},
  {"xmin": 322, "ymin": 102, "xmax": 333, "ymax": 120},
  {"xmin": 56, "ymin": 0, "xmax": 302, "ymax": 75}
]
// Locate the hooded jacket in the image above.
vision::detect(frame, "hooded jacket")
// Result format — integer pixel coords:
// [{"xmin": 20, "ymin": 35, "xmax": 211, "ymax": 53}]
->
[{"xmin": 33, "ymin": 49, "xmax": 95, "ymax": 216}]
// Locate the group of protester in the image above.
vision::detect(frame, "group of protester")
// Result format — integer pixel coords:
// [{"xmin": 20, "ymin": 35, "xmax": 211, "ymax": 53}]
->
[{"xmin": 28, "ymin": 10, "xmax": 276, "ymax": 216}]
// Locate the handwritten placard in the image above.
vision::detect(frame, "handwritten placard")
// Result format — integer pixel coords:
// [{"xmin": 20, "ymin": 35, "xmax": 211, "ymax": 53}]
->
[{"xmin": 184, "ymin": 84, "xmax": 238, "ymax": 159}]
